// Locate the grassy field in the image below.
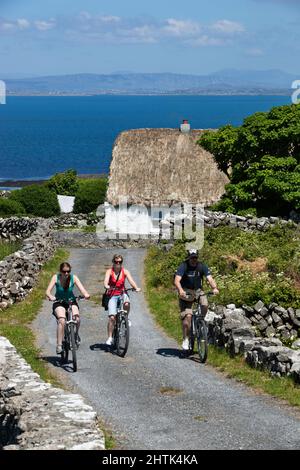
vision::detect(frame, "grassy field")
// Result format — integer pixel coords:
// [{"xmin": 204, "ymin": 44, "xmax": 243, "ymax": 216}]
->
[
  {"xmin": 144, "ymin": 227, "xmax": 300, "ymax": 407},
  {"xmin": 0, "ymin": 248, "xmax": 69, "ymax": 386},
  {"xmin": 0, "ymin": 240, "xmax": 21, "ymax": 260}
]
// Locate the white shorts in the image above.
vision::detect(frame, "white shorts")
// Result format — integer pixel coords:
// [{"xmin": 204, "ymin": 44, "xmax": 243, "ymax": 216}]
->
[{"xmin": 108, "ymin": 293, "xmax": 130, "ymax": 316}]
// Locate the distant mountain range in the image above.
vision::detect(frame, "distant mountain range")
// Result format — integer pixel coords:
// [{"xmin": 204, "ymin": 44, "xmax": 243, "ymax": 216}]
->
[{"xmin": 4, "ymin": 69, "xmax": 298, "ymax": 95}]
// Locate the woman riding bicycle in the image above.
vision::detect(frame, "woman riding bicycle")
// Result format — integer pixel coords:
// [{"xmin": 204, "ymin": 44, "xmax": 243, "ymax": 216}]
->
[
  {"xmin": 46, "ymin": 262, "xmax": 90, "ymax": 354},
  {"xmin": 103, "ymin": 254, "xmax": 141, "ymax": 346}
]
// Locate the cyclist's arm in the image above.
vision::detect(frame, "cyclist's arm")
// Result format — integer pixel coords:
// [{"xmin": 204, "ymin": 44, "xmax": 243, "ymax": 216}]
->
[
  {"xmin": 104, "ymin": 269, "xmax": 111, "ymax": 290},
  {"xmin": 74, "ymin": 275, "xmax": 90, "ymax": 299},
  {"xmin": 124, "ymin": 269, "xmax": 140, "ymax": 291},
  {"xmin": 46, "ymin": 275, "xmax": 56, "ymax": 301},
  {"xmin": 174, "ymin": 275, "xmax": 186, "ymax": 297},
  {"xmin": 206, "ymin": 275, "xmax": 219, "ymax": 295}
]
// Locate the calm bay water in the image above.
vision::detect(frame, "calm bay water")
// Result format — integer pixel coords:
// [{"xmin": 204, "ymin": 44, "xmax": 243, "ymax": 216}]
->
[{"xmin": 0, "ymin": 95, "xmax": 291, "ymax": 181}]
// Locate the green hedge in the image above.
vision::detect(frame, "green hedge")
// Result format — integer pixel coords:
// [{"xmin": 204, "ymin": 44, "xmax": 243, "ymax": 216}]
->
[
  {"xmin": 73, "ymin": 178, "xmax": 108, "ymax": 214},
  {"xmin": 0, "ymin": 198, "xmax": 26, "ymax": 217},
  {"xmin": 10, "ymin": 185, "xmax": 60, "ymax": 217}
]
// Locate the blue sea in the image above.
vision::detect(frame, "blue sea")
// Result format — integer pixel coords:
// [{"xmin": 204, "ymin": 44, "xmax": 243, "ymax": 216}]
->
[{"xmin": 0, "ymin": 95, "xmax": 291, "ymax": 181}]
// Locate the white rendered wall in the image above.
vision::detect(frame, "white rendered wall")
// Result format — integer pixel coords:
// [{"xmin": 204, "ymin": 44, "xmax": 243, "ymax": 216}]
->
[{"xmin": 57, "ymin": 195, "xmax": 75, "ymax": 213}]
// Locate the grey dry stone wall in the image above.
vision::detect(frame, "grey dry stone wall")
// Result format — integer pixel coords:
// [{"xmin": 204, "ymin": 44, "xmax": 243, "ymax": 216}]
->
[
  {"xmin": 201, "ymin": 210, "xmax": 295, "ymax": 232},
  {"xmin": 0, "ymin": 336, "xmax": 105, "ymax": 450},
  {"xmin": 0, "ymin": 217, "xmax": 38, "ymax": 241},
  {"xmin": 52, "ymin": 212, "xmax": 104, "ymax": 229},
  {"xmin": 0, "ymin": 219, "xmax": 57, "ymax": 310},
  {"xmin": 206, "ymin": 303, "xmax": 300, "ymax": 382}
]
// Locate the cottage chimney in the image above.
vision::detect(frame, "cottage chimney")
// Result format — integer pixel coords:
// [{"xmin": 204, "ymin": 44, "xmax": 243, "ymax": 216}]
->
[{"xmin": 180, "ymin": 119, "xmax": 191, "ymax": 134}]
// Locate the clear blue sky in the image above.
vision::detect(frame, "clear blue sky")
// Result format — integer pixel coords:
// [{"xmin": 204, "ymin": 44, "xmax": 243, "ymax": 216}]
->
[{"xmin": 0, "ymin": 0, "xmax": 299, "ymax": 76}]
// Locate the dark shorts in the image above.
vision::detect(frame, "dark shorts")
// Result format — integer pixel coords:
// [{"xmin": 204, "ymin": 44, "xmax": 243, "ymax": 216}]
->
[{"xmin": 52, "ymin": 300, "xmax": 79, "ymax": 319}]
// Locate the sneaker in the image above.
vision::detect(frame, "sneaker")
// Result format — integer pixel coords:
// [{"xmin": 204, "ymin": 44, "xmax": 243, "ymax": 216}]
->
[
  {"xmin": 106, "ymin": 337, "xmax": 113, "ymax": 346},
  {"xmin": 182, "ymin": 338, "xmax": 190, "ymax": 351},
  {"xmin": 56, "ymin": 345, "xmax": 63, "ymax": 354}
]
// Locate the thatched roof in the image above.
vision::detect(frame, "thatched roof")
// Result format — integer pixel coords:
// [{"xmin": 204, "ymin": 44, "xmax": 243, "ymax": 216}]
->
[{"xmin": 107, "ymin": 129, "xmax": 229, "ymax": 206}]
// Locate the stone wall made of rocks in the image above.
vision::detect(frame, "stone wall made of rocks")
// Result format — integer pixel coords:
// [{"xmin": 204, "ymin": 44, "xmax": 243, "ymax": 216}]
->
[
  {"xmin": 206, "ymin": 303, "xmax": 300, "ymax": 382},
  {"xmin": 49, "ymin": 206, "xmax": 299, "ymax": 233},
  {"xmin": 200, "ymin": 210, "xmax": 295, "ymax": 232},
  {"xmin": 0, "ymin": 217, "xmax": 38, "ymax": 242},
  {"xmin": 0, "ymin": 336, "xmax": 105, "ymax": 450},
  {"xmin": 0, "ymin": 219, "xmax": 57, "ymax": 310},
  {"xmin": 52, "ymin": 212, "xmax": 104, "ymax": 229}
]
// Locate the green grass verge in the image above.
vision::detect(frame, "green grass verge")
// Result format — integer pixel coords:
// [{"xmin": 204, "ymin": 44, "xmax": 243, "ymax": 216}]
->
[
  {"xmin": 99, "ymin": 423, "xmax": 117, "ymax": 450},
  {"xmin": 0, "ymin": 248, "xmax": 69, "ymax": 387},
  {"xmin": 0, "ymin": 240, "xmax": 21, "ymax": 261},
  {"xmin": 144, "ymin": 250, "xmax": 300, "ymax": 408}
]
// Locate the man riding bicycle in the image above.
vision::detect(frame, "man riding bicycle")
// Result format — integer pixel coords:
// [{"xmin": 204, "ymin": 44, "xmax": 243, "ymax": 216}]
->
[
  {"xmin": 103, "ymin": 254, "xmax": 141, "ymax": 346},
  {"xmin": 174, "ymin": 249, "xmax": 219, "ymax": 351}
]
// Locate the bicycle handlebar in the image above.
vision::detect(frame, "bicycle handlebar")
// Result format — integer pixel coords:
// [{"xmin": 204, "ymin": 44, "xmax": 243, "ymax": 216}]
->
[
  {"xmin": 48, "ymin": 295, "xmax": 87, "ymax": 302},
  {"xmin": 123, "ymin": 287, "xmax": 142, "ymax": 294}
]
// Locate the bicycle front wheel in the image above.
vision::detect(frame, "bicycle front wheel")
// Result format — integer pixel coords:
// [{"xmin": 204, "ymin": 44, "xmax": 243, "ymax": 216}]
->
[
  {"xmin": 189, "ymin": 317, "xmax": 195, "ymax": 354},
  {"xmin": 61, "ymin": 330, "xmax": 69, "ymax": 364},
  {"xmin": 116, "ymin": 315, "xmax": 129, "ymax": 357},
  {"xmin": 69, "ymin": 323, "xmax": 78, "ymax": 372},
  {"xmin": 195, "ymin": 318, "xmax": 208, "ymax": 363}
]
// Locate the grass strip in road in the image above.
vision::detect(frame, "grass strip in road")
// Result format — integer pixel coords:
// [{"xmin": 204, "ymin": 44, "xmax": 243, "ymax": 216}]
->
[
  {"xmin": 0, "ymin": 248, "xmax": 69, "ymax": 387},
  {"xmin": 144, "ymin": 252, "xmax": 300, "ymax": 408}
]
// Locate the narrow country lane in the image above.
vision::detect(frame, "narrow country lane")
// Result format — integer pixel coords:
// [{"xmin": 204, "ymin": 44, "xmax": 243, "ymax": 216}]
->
[{"xmin": 34, "ymin": 248, "xmax": 300, "ymax": 450}]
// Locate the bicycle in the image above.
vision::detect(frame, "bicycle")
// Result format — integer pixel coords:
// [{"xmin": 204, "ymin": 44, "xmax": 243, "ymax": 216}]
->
[
  {"xmin": 188, "ymin": 291, "xmax": 214, "ymax": 363},
  {"xmin": 52, "ymin": 295, "xmax": 85, "ymax": 372},
  {"xmin": 111, "ymin": 288, "xmax": 135, "ymax": 357}
]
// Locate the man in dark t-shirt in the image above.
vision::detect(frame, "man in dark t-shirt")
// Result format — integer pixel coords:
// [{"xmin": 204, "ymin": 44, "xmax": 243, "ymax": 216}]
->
[{"xmin": 174, "ymin": 248, "xmax": 219, "ymax": 351}]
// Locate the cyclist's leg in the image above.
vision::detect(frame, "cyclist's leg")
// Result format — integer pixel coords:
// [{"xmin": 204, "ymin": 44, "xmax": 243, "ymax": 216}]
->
[
  {"xmin": 54, "ymin": 305, "xmax": 67, "ymax": 347},
  {"xmin": 179, "ymin": 299, "xmax": 193, "ymax": 342},
  {"xmin": 107, "ymin": 295, "xmax": 118, "ymax": 339},
  {"xmin": 123, "ymin": 293, "xmax": 130, "ymax": 314},
  {"xmin": 71, "ymin": 303, "xmax": 80, "ymax": 334},
  {"xmin": 199, "ymin": 291, "xmax": 208, "ymax": 317}
]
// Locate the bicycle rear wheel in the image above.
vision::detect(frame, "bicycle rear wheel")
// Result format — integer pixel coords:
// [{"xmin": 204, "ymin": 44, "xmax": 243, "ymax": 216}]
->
[
  {"xmin": 69, "ymin": 323, "xmax": 77, "ymax": 372},
  {"xmin": 195, "ymin": 318, "xmax": 208, "ymax": 363},
  {"xmin": 116, "ymin": 314, "xmax": 129, "ymax": 357}
]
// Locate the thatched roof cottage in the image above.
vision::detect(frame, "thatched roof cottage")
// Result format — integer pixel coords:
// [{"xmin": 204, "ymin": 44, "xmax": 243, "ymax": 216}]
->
[
  {"xmin": 105, "ymin": 127, "xmax": 229, "ymax": 235},
  {"xmin": 107, "ymin": 128, "xmax": 228, "ymax": 206}
]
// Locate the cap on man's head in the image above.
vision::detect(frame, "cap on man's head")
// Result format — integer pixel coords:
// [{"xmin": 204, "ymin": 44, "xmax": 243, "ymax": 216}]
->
[{"xmin": 187, "ymin": 248, "xmax": 198, "ymax": 257}]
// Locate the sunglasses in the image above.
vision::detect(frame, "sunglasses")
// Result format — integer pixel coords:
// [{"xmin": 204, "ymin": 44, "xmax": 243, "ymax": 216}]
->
[
  {"xmin": 114, "ymin": 261, "xmax": 122, "ymax": 265},
  {"xmin": 62, "ymin": 270, "xmax": 70, "ymax": 273}
]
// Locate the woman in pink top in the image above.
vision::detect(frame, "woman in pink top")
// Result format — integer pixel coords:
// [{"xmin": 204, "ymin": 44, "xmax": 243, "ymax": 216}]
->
[{"xmin": 103, "ymin": 254, "xmax": 141, "ymax": 346}]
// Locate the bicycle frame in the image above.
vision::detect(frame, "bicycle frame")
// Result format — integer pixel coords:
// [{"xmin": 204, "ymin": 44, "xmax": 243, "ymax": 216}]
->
[
  {"xmin": 51, "ymin": 296, "xmax": 85, "ymax": 372},
  {"xmin": 187, "ymin": 291, "xmax": 213, "ymax": 362},
  {"xmin": 111, "ymin": 288, "xmax": 135, "ymax": 357}
]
